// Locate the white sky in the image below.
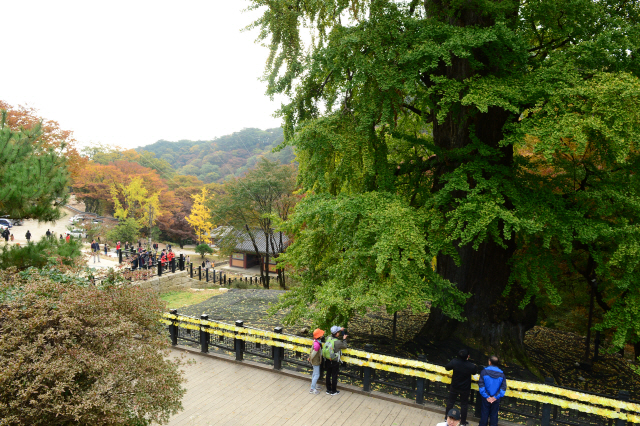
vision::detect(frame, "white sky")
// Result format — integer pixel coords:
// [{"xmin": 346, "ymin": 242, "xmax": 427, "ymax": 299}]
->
[{"xmin": 0, "ymin": 1, "xmax": 284, "ymax": 150}]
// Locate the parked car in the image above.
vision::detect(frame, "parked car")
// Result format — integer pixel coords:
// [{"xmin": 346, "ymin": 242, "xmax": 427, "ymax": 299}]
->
[
  {"xmin": 0, "ymin": 219, "xmax": 12, "ymax": 229},
  {"xmin": 68, "ymin": 229, "xmax": 85, "ymax": 239},
  {"xmin": 0, "ymin": 216, "xmax": 22, "ymax": 226},
  {"xmin": 69, "ymin": 215, "xmax": 87, "ymax": 223}
]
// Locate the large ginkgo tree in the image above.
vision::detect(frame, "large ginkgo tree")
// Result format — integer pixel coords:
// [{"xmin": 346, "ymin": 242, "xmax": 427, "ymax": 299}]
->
[{"xmin": 249, "ymin": 0, "xmax": 640, "ymax": 362}]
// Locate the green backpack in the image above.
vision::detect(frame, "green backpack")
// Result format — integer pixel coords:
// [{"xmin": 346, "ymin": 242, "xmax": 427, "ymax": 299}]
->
[{"xmin": 322, "ymin": 336, "xmax": 339, "ymax": 361}]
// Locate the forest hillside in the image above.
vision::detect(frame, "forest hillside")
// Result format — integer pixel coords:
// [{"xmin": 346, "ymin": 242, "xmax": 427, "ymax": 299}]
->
[{"xmin": 137, "ymin": 127, "xmax": 294, "ymax": 183}]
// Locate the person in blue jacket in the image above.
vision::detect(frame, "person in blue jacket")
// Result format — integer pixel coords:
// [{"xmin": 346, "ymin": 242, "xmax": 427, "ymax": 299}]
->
[{"xmin": 478, "ymin": 355, "xmax": 507, "ymax": 426}]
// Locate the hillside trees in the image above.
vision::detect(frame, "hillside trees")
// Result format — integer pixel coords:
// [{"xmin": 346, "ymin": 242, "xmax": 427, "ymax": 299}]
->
[{"xmin": 250, "ymin": 0, "xmax": 640, "ymax": 361}]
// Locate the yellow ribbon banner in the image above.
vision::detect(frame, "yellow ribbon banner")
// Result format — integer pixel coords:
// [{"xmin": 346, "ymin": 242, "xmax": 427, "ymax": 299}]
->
[{"xmin": 163, "ymin": 314, "xmax": 640, "ymax": 418}]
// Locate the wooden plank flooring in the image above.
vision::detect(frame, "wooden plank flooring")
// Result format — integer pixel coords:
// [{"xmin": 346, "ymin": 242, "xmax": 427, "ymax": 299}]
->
[{"xmin": 166, "ymin": 349, "xmax": 450, "ymax": 426}]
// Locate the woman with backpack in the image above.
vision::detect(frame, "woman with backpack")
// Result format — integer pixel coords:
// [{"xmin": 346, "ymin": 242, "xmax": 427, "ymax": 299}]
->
[
  {"xmin": 323, "ymin": 326, "xmax": 348, "ymax": 396},
  {"xmin": 308, "ymin": 329, "xmax": 324, "ymax": 394}
]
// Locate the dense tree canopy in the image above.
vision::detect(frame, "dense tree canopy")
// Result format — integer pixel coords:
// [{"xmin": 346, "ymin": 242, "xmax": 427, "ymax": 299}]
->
[{"xmin": 251, "ymin": 0, "xmax": 640, "ymax": 361}]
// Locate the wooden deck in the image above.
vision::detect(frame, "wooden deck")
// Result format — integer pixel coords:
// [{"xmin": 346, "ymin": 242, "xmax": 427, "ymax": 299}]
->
[{"xmin": 166, "ymin": 348, "xmax": 453, "ymax": 426}]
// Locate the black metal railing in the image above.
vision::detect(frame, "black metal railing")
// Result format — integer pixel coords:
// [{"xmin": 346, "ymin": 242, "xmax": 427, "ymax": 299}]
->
[{"xmin": 164, "ymin": 311, "xmax": 639, "ymax": 426}]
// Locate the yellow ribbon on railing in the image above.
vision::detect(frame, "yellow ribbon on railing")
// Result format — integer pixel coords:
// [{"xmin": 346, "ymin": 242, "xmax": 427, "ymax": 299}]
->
[{"xmin": 163, "ymin": 315, "xmax": 640, "ymax": 415}]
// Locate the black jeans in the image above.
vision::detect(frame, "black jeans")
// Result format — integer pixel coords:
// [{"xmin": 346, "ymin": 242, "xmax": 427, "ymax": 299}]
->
[
  {"xmin": 445, "ymin": 387, "xmax": 470, "ymax": 424},
  {"xmin": 324, "ymin": 359, "xmax": 339, "ymax": 393}
]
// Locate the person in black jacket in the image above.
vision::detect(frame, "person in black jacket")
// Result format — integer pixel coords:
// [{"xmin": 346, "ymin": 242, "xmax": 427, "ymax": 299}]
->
[{"xmin": 444, "ymin": 349, "xmax": 477, "ymax": 426}]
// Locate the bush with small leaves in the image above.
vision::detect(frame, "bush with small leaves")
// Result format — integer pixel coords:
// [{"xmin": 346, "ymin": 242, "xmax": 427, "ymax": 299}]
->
[{"xmin": 0, "ymin": 268, "xmax": 185, "ymax": 425}]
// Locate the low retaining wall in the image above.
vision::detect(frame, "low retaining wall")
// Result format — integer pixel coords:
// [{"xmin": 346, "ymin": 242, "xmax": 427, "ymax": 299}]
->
[{"xmin": 134, "ymin": 270, "xmax": 212, "ymax": 293}]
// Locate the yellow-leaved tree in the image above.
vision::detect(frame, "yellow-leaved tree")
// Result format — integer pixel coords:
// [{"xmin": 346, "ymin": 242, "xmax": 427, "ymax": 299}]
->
[
  {"xmin": 186, "ymin": 187, "xmax": 212, "ymax": 244},
  {"xmin": 110, "ymin": 177, "xmax": 161, "ymax": 228}
]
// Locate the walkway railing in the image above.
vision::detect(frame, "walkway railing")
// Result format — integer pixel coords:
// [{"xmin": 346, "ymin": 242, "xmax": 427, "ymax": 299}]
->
[{"xmin": 162, "ymin": 311, "xmax": 640, "ymax": 426}]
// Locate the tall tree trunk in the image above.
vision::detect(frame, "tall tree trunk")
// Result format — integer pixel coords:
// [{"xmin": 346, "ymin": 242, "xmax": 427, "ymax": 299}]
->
[
  {"xmin": 420, "ymin": 240, "xmax": 537, "ymax": 364},
  {"xmin": 418, "ymin": 1, "xmax": 537, "ymax": 364}
]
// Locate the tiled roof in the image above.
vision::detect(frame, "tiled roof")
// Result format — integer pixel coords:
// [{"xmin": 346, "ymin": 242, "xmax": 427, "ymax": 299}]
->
[{"xmin": 232, "ymin": 229, "xmax": 289, "ymax": 256}]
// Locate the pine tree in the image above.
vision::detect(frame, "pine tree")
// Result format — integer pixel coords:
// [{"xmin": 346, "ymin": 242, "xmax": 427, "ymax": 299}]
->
[{"xmin": 0, "ymin": 111, "xmax": 69, "ymax": 221}]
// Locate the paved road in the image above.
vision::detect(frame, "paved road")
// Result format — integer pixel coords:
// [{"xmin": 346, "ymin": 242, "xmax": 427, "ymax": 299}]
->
[{"xmin": 167, "ymin": 348, "xmax": 456, "ymax": 426}]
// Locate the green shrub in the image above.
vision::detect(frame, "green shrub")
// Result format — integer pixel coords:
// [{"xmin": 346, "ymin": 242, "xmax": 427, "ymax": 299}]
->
[
  {"xmin": 0, "ymin": 237, "xmax": 82, "ymax": 270},
  {"xmin": 195, "ymin": 243, "xmax": 213, "ymax": 258}
]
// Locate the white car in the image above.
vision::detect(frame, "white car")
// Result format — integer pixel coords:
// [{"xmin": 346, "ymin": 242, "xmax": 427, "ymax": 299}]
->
[{"xmin": 68, "ymin": 229, "xmax": 85, "ymax": 239}]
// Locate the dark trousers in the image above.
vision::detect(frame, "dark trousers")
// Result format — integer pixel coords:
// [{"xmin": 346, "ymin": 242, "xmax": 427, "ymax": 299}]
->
[
  {"xmin": 479, "ymin": 398, "xmax": 500, "ymax": 426},
  {"xmin": 445, "ymin": 388, "xmax": 470, "ymax": 424},
  {"xmin": 324, "ymin": 359, "xmax": 339, "ymax": 393}
]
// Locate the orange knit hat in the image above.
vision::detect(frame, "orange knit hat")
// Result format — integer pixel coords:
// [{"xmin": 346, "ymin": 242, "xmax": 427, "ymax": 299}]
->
[{"xmin": 313, "ymin": 328, "xmax": 325, "ymax": 339}]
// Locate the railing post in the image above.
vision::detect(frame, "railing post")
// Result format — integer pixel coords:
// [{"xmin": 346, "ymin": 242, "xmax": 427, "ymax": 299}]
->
[
  {"xmin": 158, "ymin": 259, "xmax": 162, "ymax": 276},
  {"xmin": 234, "ymin": 320, "xmax": 244, "ymax": 361},
  {"xmin": 179, "ymin": 254, "xmax": 184, "ymax": 271},
  {"xmin": 213, "ymin": 269, "xmax": 216, "ymax": 283},
  {"xmin": 190, "ymin": 263, "xmax": 193, "ymax": 278},
  {"xmin": 616, "ymin": 390, "xmax": 629, "ymax": 426},
  {"xmin": 273, "ymin": 326, "xmax": 283, "ymax": 370},
  {"xmin": 169, "ymin": 309, "xmax": 178, "ymax": 346},
  {"xmin": 363, "ymin": 344, "xmax": 374, "ymax": 392},
  {"xmin": 224, "ymin": 274, "xmax": 227, "ymax": 285},
  {"xmin": 198, "ymin": 266, "xmax": 202, "ymax": 281},
  {"xmin": 171, "ymin": 258, "xmax": 176, "ymax": 273},
  {"xmin": 200, "ymin": 314, "xmax": 209, "ymax": 353},
  {"xmin": 118, "ymin": 249, "xmax": 122, "ymax": 264},
  {"xmin": 541, "ymin": 377, "xmax": 554, "ymax": 426},
  {"xmin": 475, "ymin": 388, "xmax": 483, "ymax": 418},
  {"xmin": 416, "ymin": 354, "xmax": 426, "ymax": 404},
  {"xmin": 206, "ymin": 268, "xmax": 209, "ymax": 282}
]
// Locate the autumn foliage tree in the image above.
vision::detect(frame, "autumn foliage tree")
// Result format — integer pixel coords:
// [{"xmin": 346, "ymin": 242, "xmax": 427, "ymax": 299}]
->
[{"xmin": 0, "ymin": 267, "xmax": 185, "ymax": 425}]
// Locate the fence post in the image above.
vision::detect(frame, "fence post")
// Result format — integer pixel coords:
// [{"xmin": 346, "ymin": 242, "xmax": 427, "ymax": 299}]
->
[
  {"xmin": 198, "ymin": 266, "xmax": 202, "ymax": 281},
  {"xmin": 273, "ymin": 326, "xmax": 283, "ymax": 370},
  {"xmin": 158, "ymin": 260, "xmax": 162, "ymax": 276},
  {"xmin": 206, "ymin": 268, "xmax": 209, "ymax": 282},
  {"xmin": 475, "ymin": 388, "xmax": 483, "ymax": 418},
  {"xmin": 224, "ymin": 274, "xmax": 227, "ymax": 285},
  {"xmin": 200, "ymin": 314, "xmax": 209, "ymax": 353},
  {"xmin": 213, "ymin": 269, "xmax": 216, "ymax": 283},
  {"xmin": 171, "ymin": 258, "xmax": 176, "ymax": 273},
  {"xmin": 616, "ymin": 390, "xmax": 629, "ymax": 426},
  {"xmin": 363, "ymin": 344, "xmax": 373, "ymax": 392},
  {"xmin": 541, "ymin": 377, "xmax": 554, "ymax": 426},
  {"xmin": 234, "ymin": 320, "xmax": 244, "ymax": 361},
  {"xmin": 416, "ymin": 354, "xmax": 426, "ymax": 404},
  {"xmin": 179, "ymin": 254, "xmax": 184, "ymax": 271},
  {"xmin": 190, "ymin": 263, "xmax": 193, "ymax": 278},
  {"xmin": 169, "ymin": 309, "xmax": 178, "ymax": 346},
  {"xmin": 118, "ymin": 249, "xmax": 122, "ymax": 264}
]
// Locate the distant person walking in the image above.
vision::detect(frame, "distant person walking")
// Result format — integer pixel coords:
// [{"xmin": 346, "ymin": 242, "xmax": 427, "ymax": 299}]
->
[
  {"xmin": 308, "ymin": 328, "xmax": 324, "ymax": 394},
  {"xmin": 104, "ymin": 243, "xmax": 108, "ymax": 256},
  {"xmin": 444, "ymin": 349, "xmax": 477, "ymax": 426},
  {"xmin": 45, "ymin": 229, "xmax": 51, "ymax": 238},
  {"xmin": 65, "ymin": 234, "xmax": 70, "ymax": 243},
  {"xmin": 2, "ymin": 228, "xmax": 9, "ymax": 242},
  {"xmin": 322, "ymin": 326, "xmax": 348, "ymax": 395},
  {"xmin": 91, "ymin": 240, "xmax": 100, "ymax": 263},
  {"xmin": 478, "ymin": 356, "xmax": 507, "ymax": 426},
  {"xmin": 25, "ymin": 230, "xmax": 31, "ymax": 243}
]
